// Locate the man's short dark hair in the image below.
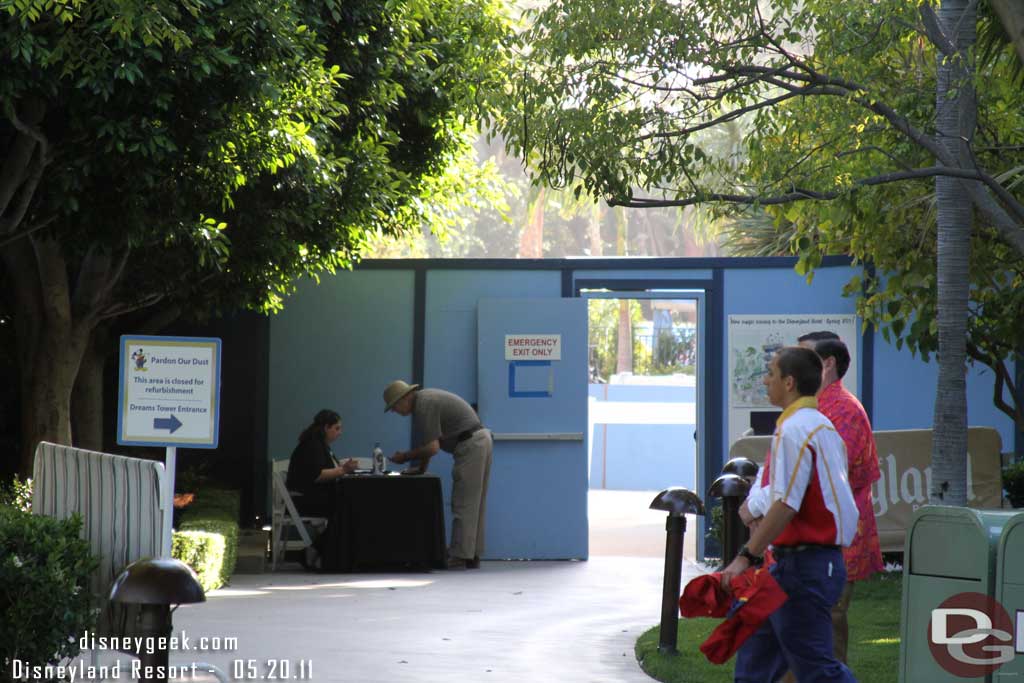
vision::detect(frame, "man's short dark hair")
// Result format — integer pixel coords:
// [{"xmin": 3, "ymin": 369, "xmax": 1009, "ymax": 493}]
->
[
  {"xmin": 776, "ymin": 346, "xmax": 822, "ymax": 397},
  {"xmin": 797, "ymin": 330, "xmax": 840, "ymax": 343},
  {"xmin": 815, "ymin": 339, "xmax": 851, "ymax": 379}
]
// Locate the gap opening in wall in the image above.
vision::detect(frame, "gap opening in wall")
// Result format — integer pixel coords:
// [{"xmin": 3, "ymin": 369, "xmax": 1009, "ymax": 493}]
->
[{"xmin": 583, "ymin": 290, "xmax": 704, "ymax": 564}]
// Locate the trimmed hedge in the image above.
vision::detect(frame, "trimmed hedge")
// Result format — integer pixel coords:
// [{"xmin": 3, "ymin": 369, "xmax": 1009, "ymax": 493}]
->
[
  {"xmin": 172, "ymin": 488, "xmax": 239, "ymax": 591},
  {"xmin": 0, "ymin": 506, "xmax": 99, "ymax": 672}
]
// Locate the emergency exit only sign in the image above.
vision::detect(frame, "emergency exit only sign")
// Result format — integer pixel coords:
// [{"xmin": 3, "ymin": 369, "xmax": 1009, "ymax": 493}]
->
[{"xmin": 505, "ymin": 334, "xmax": 561, "ymax": 360}]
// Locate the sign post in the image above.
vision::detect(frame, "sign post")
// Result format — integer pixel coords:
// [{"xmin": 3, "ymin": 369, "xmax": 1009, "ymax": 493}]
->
[{"xmin": 117, "ymin": 335, "xmax": 222, "ymax": 557}]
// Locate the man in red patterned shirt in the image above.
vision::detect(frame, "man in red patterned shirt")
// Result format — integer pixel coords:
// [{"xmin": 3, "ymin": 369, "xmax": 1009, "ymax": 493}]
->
[{"xmin": 798, "ymin": 333, "xmax": 883, "ymax": 664}]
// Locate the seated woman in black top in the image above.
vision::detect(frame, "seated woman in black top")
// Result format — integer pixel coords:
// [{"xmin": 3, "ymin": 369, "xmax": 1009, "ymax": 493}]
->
[{"xmin": 285, "ymin": 409, "xmax": 357, "ymax": 567}]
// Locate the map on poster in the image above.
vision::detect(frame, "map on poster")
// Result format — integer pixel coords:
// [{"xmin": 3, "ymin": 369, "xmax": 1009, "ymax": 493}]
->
[
  {"xmin": 727, "ymin": 314, "xmax": 859, "ymax": 445},
  {"xmin": 729, "ymin": 314, "xmax": 858, "ymax": 407}
]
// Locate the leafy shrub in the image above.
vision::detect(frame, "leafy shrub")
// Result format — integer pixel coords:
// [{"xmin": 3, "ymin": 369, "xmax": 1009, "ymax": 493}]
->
[
  {"xmin": 1003, "ymin": 461, "xmax": 1024, "ymax": 508},
  {"xmin": 0, "ymin": 506, "xmax": 99, "ymax": 672},
  {"xmin": 172, "ymin": 488, "xmax": 239, "ymax": 591},
  {"xmin": 0, "ymin": 475, "xmax": 32, "ymax": 512}
]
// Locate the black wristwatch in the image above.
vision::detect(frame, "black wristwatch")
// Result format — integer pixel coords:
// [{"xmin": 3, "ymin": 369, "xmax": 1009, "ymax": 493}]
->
[{"xmin": 737, "ymin": 544, "xmax": 764, "ymax": 567}]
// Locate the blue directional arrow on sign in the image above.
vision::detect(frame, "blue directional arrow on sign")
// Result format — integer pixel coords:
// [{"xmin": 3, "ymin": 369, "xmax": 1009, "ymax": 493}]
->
[{"xmin": 153, "ymin": 415, "xmax": 183, "ymax": 434}]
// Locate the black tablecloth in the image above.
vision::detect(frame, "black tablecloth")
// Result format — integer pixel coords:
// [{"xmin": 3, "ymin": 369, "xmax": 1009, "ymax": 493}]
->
[{"xmin": 319, "ymin": 473, "xmax": 446, "ymax": 572}]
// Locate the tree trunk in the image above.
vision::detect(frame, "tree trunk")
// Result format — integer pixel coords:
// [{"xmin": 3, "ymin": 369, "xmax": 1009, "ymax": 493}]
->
[
  {"xmin": 616, "ymin": 300, "xmax": 633, "ymax": 374},
  {"xmin": 2, "ymin": 236, "xmax": 93, "ymax": 476},
  {"xmin": 588, "ymin": 203, "xmax": 604, "ymax": 256},
  {"xmin": 614, "ymin": 207, "xmax": 632, "ymax": 374},
  {"xmin": 72, "ymin": 327, "xmax": 109, "ymax": 452},
  {"xmin": 519, "ymin": 186, "xmax": 546, "ymax": 257},
  {"xmin": 930, "ymin": 0, "xmax": 976, "ymax": 506},
  {"xmin": 19, "ymin": 331, "xmax": 84, "ymax": 474}
]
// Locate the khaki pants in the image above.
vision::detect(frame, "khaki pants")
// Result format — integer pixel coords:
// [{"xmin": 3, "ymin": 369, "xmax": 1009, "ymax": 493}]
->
[{"xmin": 450, "ymin": 429, "xmax": 493, "ymax": 559}]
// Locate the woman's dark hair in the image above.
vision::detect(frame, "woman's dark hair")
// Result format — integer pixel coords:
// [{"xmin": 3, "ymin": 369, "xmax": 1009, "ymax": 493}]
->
[
  {"xmin": 298, "ymin": 409, "xmax": 341, "ymax": 443},
  {"xmin": 775, "ymin": 346, "xmax": 823, "ymax": 397}
]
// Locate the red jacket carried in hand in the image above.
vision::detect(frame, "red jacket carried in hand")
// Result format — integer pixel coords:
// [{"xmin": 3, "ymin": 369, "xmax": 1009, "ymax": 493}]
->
[{"xmin": 678, "ymin": 567, "xmax": 788, "ymax": 664}]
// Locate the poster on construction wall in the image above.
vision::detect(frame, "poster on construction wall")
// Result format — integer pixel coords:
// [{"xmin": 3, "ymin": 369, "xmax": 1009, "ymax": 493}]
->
[{"xmin": 727, "ymin": 313, "xmax": 859, "ymax": 445}]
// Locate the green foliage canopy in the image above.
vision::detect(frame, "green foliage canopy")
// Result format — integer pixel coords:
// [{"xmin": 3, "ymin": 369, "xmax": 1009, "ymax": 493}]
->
[
  {"xmin": 2, "ymin": 0, "xmax": 514, "ymax": 317},
  {"xmin": 495, "ymin": 0, "xmax": 1024, "ymax": 428},
  {"xmin": 0, "ymin": 0, "xmax": 513, "ymax": 471}
]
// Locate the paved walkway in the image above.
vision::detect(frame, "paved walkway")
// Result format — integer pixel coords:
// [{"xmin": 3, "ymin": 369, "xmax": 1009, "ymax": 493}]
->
[
  {"xmin": 163, "ymin": 556, "xmax": 701, "ymax": 683},
  {"xmin": 85, "ymin": 490, "xmax": 705, "ymax": 682},
  {"xmin": 588, "ymin": 489, "xmax": 699, "ymax": 561}
]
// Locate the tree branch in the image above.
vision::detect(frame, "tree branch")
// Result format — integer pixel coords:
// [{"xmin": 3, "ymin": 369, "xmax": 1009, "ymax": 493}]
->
[
  {"xmin": 134, "ymin": 305, "xmax": 184, "ymax": 335},
  {"xmin": 700, "ymin": 65, "xmax": 1024, "ymax": 244},
  {"xmin": 97, "ymin": 294, "xmax": 167, "ymax": 321},
  {"xmin": 608, "ymin": 166, "xmax": 992, "ymax": 208},
  {"xmin": 835, "ymin": 146, "xmax": 917, "ymax": 172},
  {"xmin": 72, "ymin": 245, "xmax": 115, "ymax": 320},
  {"xmin": 1, "ymin": 99, "xmax": 50, "ymax": 237},
  {"xmin": 919, "ymin": 2, "xmax": 957, "ymax": 57},
  {"xmin": 0, "ymin": 216, "xmax": 57, "ymax": 249},
  {"xmin": 633, "ymin": 89, "xmax": 804, "ymax": 142},
  {"xmin": 967, "ymin": 343, "xmax": 1023, "ymax": 430},
  {"xmin": 0, "ymin": 101, "xmax": 44, "ymax": 219},
  {"xmin": 990, "ymin": 0, "xmax": 1024, "ymax": 68}
]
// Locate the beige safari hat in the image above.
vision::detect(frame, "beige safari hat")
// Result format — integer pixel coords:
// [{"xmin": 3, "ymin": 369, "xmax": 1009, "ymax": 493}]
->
[{"xmin": 383, "ymin": 380, "xmax": 419, "ymax": 412}]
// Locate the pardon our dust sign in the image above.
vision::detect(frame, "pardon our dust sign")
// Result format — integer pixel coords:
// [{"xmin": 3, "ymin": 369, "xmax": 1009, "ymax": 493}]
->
[
  {"xmin": 505, "ymin": 334, "xmax": 561, "ymax": 360},
  {"xmin": 117, "ymin": 335, "xmax": 222, "ymax": 448}
]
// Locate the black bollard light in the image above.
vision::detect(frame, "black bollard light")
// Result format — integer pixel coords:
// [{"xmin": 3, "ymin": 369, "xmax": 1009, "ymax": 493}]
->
[
  {"xmin": 649, "ymin": 487, "xmax": 705, "ymax": 655},
  {"xmin": 109, "ymin": 558, "xmax": 205, "ymax": 682},
  {"xmin": 722, "ymin": 457, "xmax": 759, "ymax": 486},
  {"xmin": 708, "ymin": 473, "xmax": 752, "ymax": 567}
]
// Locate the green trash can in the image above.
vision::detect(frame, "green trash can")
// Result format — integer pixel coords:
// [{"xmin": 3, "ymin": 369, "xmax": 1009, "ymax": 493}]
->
[
  {"xmin": 899, "ymin": 505, "xmax": 1019, "ymax": 683},
  {"xmin": 994, "ymin": 513, "xmax": 1024, "ymax": 681}
]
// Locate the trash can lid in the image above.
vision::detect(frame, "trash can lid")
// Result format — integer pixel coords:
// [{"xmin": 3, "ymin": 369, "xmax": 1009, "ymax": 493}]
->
[
  {"xmin": 907, "ymin": 505, "xmax": 1018, "ymax": 580},
  {"xmin": 649, "ymin": 487, "xmax": 705, "ymax": 516},
  {"xmin": 109, "ymin": 557, "xmax": 206, "ymax": 605}
]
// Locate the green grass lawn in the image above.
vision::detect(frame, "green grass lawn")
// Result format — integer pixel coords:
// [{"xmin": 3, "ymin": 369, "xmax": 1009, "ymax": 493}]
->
[{"xmin": 635, "ymin": 571, "xmax": 902, "ymax": 683}]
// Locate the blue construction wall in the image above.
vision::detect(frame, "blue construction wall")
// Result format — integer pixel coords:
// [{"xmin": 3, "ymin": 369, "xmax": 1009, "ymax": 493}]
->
[
  {"xmin": 573, "ymin": 267, "xmax": 714, "ymax": 282},
  {"xmin": 424, "ymin": 270, "xmax": 562, "ymax": 403},
  {"xmin": 588, "ymin": 384, "xmax": 697, "ymax": 491},
  {"xmin": 267, "ymin": 270, "xmax": 416, "ymax": 465},
  {"xmin": 264, "ymin": 258, "xmax": 1018, "ymax": 558},
  {"xmin": 720, "ymin": 266, "xmax": 860, "ymax": 465},
  {"xmin": 719, "ymin": 264, "xmax": 1016, "ymax": 469},
  {"xmin": 422, "ymin": 271, "xmax": 568, "ymax": 557},
  {"xmin": 872, "ymin": 335, "xmax": 1015, "ymax": 450}
]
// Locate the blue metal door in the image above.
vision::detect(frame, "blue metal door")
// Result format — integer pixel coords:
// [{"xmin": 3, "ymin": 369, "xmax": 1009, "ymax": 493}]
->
[{"xmin": 477, "ymin": 297, "xmax": 588, "ymax": 559}]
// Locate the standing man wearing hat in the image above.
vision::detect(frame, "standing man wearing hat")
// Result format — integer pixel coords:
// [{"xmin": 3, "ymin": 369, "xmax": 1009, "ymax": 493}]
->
[{"xmin": 383, "ymin": 380, "xmax": 492, "ymax": 569}]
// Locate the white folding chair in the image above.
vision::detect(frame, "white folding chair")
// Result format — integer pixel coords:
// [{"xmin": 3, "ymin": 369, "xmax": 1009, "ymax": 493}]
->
[{"xmin": 270, "ymin": 465, "xmax": 327, "ymax": 570}]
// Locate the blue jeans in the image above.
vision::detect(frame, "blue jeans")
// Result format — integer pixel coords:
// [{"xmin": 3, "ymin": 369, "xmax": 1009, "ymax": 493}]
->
[{"xmin": 734, "ymin": 547, "xmax": 857, "ymax": 683}]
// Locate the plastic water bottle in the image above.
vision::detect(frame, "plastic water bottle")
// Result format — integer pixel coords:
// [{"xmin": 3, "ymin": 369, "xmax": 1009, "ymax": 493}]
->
[{"xmin": 373, "ymin": 442, "xmax": 385, "ymax": 474}]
